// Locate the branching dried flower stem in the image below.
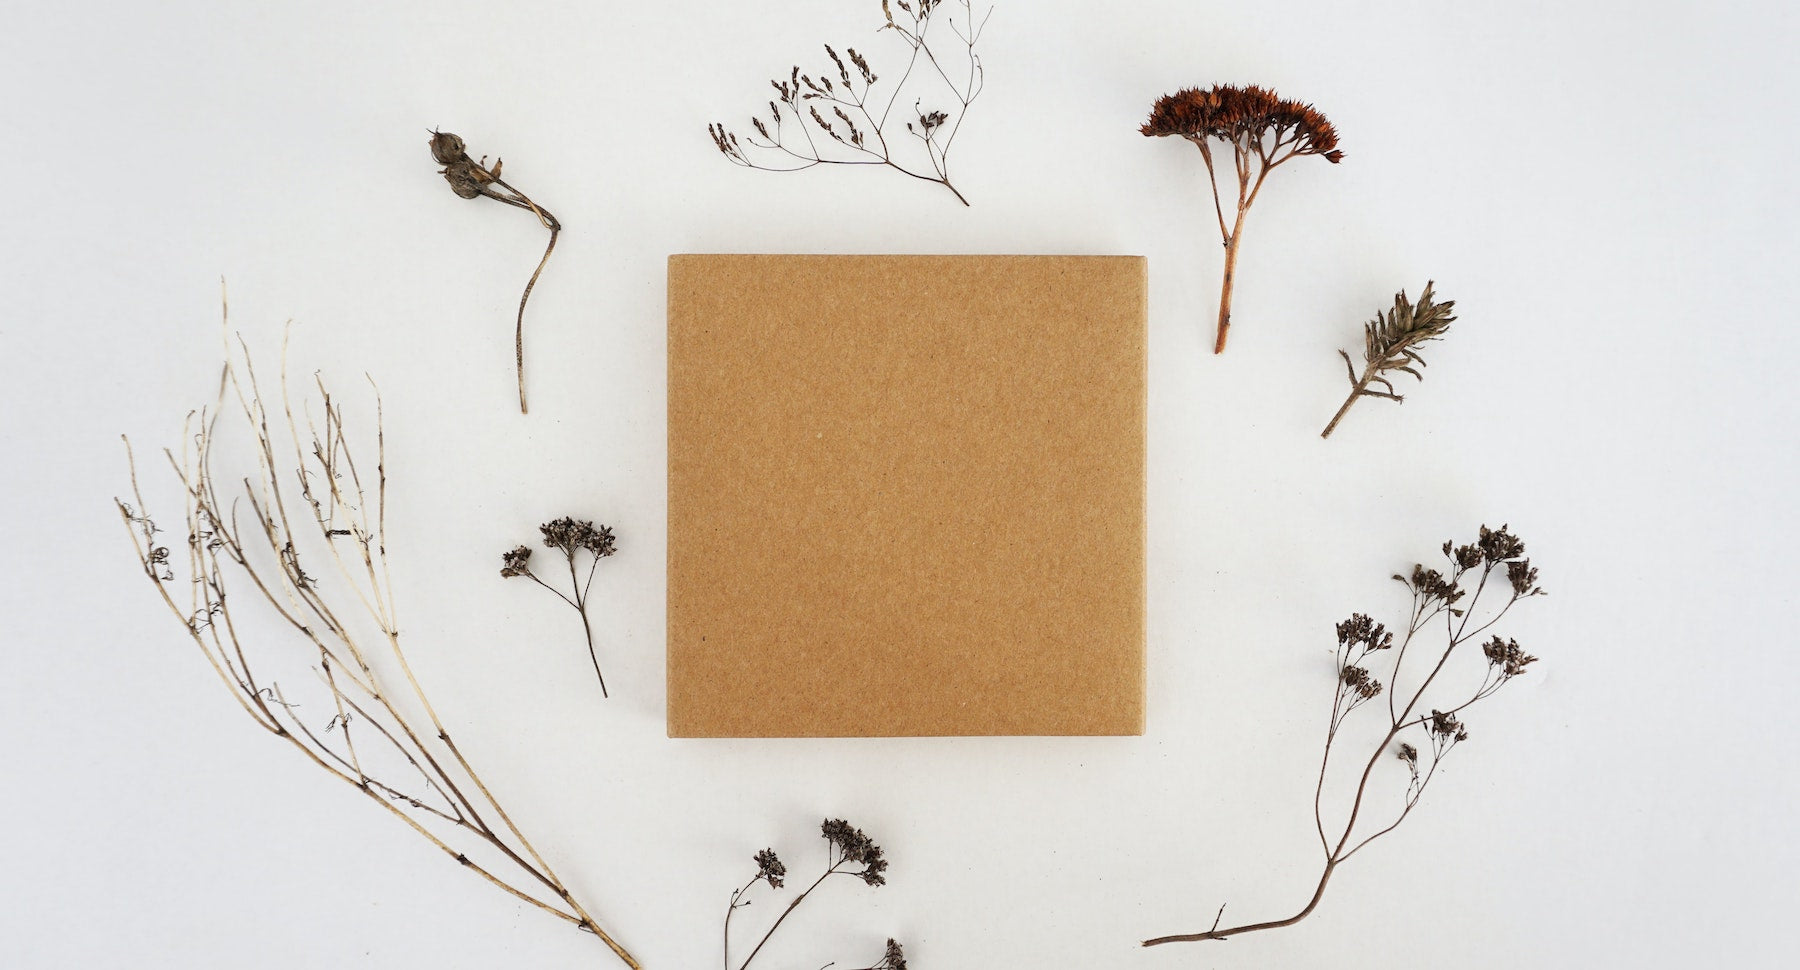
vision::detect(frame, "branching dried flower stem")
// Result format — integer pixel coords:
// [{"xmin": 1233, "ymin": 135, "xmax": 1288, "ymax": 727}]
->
[
  {"xmin": 500, "ymin": 518, "xmax": 619, "ymax": 697},
  {"xmin": 1141, "ymin": 85, "xmax": 1343, "ymax": 353},
  {"xmin": 117, "ymin": 326, "xmax": 638, "ymax": 968},
  {"xmin": 725, "ymin": 820, "xmax": 902, "ymax": 970},
  {"xmin": 1321, "ymin": 282, "xmax": 1457, "ymax": 438},
  {"xmin": 429, "ymin": 130, "xmax": 561, "ymax": 414},
  {"xmin": 709, "ymin": 0, "xmax": 991, "ymax": 206},
  {"xmin": 1143, "ymin": 525, "xmax": 1544, "ymax": 947}
]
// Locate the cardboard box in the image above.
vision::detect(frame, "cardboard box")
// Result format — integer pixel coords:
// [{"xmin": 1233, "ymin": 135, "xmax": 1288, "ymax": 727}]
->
[{"xmin": 668, "ymin": 254, "xmax": 1145, "ymax": 737}]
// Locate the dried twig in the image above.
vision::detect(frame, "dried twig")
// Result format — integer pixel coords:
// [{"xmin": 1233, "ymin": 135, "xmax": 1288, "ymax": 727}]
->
[
  {"xmin": 1142, "ymin": 525, "xmax": 1545, "ymax": 947},
  {"xmin": 709, "ymin": 0, "xmax": 991, "ymax": 206},
  {"xmin": 117, "ymin": 319, "xmax": 638, "ymax": 968},
  {"xmin": 428, "ymin": 130, "xmax": 561, "ymax": 414},
  {"xmin": 1321, "ymin": 282, "xmax": 1456, "ymax": 438}
]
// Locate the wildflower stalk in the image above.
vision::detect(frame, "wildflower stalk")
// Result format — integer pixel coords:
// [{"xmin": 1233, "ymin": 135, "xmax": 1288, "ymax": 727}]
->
[
  {"xmin": 725, "ymin": 821, "xmax": 902, "ymax": 970},
  {"xmin": 1143, "ymin": 526, "xmax": 1544, "ymax": 946},
  {"xmin": 501, "ymin": 518, "xmax": 619, "ymax": 698},
  {"xmin": 1141, "ymin": 84, "xmax": 1343, "ymax": 353}
]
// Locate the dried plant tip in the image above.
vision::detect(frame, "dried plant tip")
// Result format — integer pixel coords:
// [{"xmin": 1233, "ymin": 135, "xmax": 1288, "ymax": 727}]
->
[
  {"xmin": 1428, "ymin": 709, "xmax": 1467, "ymax": 741},
  {"xmin": 1396, "ymin": 742, "xmax": 1419, "ymax": 764},
  {"xmin": 822, "ymin": 818, "xmax": 889, "ymax": 886},
  {"xmin": 429, "ymin": 129, "xmax": 468, "ymax": 165},
  {"xmin": 1478, "ymin": 523, "xmax": 1526, "ymax": 565},
  {"xmin": 1339, "ymin": 665, "xmax": 1382, "ymax": 699},
  {"xmin": 1482, "ymin": 636, "xmax": 1538, "ymax": 677},
  {"xmin": 1335, "ymin": 613, "xmax": 1393, "ymax": 651},
  {"xmin": 508, "ymin": 517, "xmax": 620, "ymax": 697},
  {"xmin": 1322, "ymin": 281, "xmax": 1457, "ymax": 438}
]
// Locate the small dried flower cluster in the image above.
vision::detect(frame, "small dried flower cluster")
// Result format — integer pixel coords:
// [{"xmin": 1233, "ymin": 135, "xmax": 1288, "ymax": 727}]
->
[
  {"xmin": 426, "ymin": 130, "xmax": 561, "ymax": 414},
  {"xmin": 709, "ymin": 0, "xmax": 991, "ymax": 206},
  {"xmin": 1145, "ymin": 525, "xmax": 1546, "ymax": 948},
  {"xmin": 499, "ymin": 516, "xmax": 621, "ymax": 697},
  {"xmin": 725, "ymin": 820, "xmax": 900, "ymax": 970},
  {"xmin": 1140, "ymin": 83, "xmax": 1343, "ymax": 353},
  {"xmin": 1322, "ymin": 282, "xmax": 1459, "ymax": 438}
]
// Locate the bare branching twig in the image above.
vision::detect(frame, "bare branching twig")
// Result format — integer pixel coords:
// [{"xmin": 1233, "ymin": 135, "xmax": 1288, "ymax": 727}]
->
[
  {"xmin": 118, "ymin": 323, "xmax": 638, "ymax": 968},
  {"xmin": 709, "ymin": 0, "xmax": 991, "ymax": 206},
  {"xmin": 1142, "ymin": 525, "xmax": 1545, "ymax": 947}
]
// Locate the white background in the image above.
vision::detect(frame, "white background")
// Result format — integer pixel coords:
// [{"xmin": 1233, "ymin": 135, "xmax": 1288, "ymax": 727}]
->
[{"xmin": 3, "ymin": 0, "xmax": 1795, "ymax": 967}]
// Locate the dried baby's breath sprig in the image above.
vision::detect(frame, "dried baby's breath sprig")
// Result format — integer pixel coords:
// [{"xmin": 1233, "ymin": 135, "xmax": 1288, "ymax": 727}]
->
[
  {"xmin": 1140, "ymin": 84, "xmax": 1343, "ymax": 353},
  {"xmin": 117, "ymin": 325, "xmax": 638, "ymax": 968},
  {"xmin": 499, "ymin": 517, "xmax": 619, "ymax": 698},
  {"xmin": 1321, "ymin": 282, "xmax": 1457, "ymax": 438},
  {"xmin": 725, "ymin": 819, "xmax": 900, "ymax": 970},
  {"xmin": 1143, "ymin": 525, "xmax": 1545, "ymax": 948},
  {"xmin": 428, "ymin": 130, "xmax": 561, "ymax": 414},
  {"xmin": 708, "ymin": 0, "xmax": 992, "ymax": 206}
]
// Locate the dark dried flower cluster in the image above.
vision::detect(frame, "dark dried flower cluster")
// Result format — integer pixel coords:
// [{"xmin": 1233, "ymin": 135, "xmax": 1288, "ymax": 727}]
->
[
  {"xmin": 426, "ymin": 130, "xmax": 561, "ymax": 414},
  {"xmin": 823, "ymin": 818, "xmax": 889, "ymax": 886},
  {"xmin": 754, "ymin": 848, "xmax": 787, "ymax": 889},
  {"xmin": 709, "ymin": 0, "xmax": 991, "ymax": 206},
  {"xmin": 1145, "ymin": 525, "xmax": 1547, "ymax": 949},
  {"xmin": 1322, "ymin": 282, "xmax": 1459, "ymax": 438},
  {"xmin": 1140, "ymin": 83, "xmax": 1343, "ymax": 353},
  {"xmin": 725, "ymin": 819, "xmax": 899, "ymax": 970},
  {"xmin": 539, "ymin": 517, "xmax": 618, "ymax": 558},
  {"xmin": 1483, "ymin": 635, "xmax": 1539, "ymax": 678},
  {"xmin": 500, "ymin": 516, "xmax": 621, "ymax": 697}
]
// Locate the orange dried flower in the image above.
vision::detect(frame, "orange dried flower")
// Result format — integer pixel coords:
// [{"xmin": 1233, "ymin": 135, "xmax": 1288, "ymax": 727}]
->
[{"xmin": 1141, "ymin": 84, "xmax": 1343, "ymax": 353}]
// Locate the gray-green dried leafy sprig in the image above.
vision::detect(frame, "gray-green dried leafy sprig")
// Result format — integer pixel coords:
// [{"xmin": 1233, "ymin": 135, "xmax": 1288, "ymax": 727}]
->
[
  {"xmin": 499, "ymin": 517, "xmax": 619, "ymax": 697},
  {"xmin": 1144, "ymin": 525, "xmax": 1545, "ymax": 947},
  {"xmin": 725, "ymin": 820, "xmax": 901, "ymax": 970},
  {"xmin": 1321, "ymin": 281, "xmax": 1457, "ymax": 438},
  {"xmin": 428, "ymin": 130, "xmax": 561, "ymax": 414}
]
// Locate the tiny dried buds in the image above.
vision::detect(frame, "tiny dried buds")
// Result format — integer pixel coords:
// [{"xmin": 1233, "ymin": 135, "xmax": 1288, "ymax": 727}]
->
[
  {"xmin": 426, "ymin": 130, "xmax": 562, "ymax": 414},
  {"xmin": 1141, "ymin": 84, "xmax": 1343, "ymax": 353},
  {"xmin": 500, "ymin": 517, "xmax": 620, "ymax": 697}
]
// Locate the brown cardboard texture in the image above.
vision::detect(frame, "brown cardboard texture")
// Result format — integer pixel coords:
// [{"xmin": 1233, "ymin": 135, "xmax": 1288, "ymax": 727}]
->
[{"xmin": 668, "ymin": 255, "xmax": 1145, "ymax": 737}]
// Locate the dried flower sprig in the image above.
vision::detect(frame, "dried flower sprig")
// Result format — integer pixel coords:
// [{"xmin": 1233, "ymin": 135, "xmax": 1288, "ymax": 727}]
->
[
  {"xmin": 709, "ymin": 0, "xmax": 992, "ymax": 206},
  {"xmin": 499, "ymin": 516, "xmax": 619, "ymax": 698},
  {"xmin": 725, "ymin": 820, "xmax": 900, "ymax": 970},
  {"xmin": 1321, "ymin": 282, "xmax": 1457, "ymax": 438},
  {"xmin": 1142, "ymin": 525, "xmax": 1545, "ymax": 947},
  {"xmin": 428, "ymin": 130, "xmax": 561, "ymax": 414},
  {"xmin": 1140, "ymin": 84, "xmax": 1343, "ymax": 353},
  {"xmin": 118, "ymin": 329, "xmax": 638, "ymax": 968}
]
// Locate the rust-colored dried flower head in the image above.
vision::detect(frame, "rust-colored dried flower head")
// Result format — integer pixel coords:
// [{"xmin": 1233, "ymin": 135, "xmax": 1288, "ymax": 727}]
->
[
  {"xmin": 1140, "ymin": 84, "xmax": 1343, "ymax": 163},
  {"xmin": 1141, "ymin": 83, "xmax": 1343, "ymax": 353}
]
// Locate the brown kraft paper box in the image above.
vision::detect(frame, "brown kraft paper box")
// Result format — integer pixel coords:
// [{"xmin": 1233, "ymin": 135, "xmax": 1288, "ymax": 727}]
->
[{"xmin": 667, "ymin": 254, "xmax": 1145, "ymax": 737}]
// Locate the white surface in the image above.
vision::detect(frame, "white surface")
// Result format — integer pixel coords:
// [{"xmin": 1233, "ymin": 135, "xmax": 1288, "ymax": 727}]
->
[{"xmin": 2, "ymin": 0, "xmax": 1795, "ymax": 966}]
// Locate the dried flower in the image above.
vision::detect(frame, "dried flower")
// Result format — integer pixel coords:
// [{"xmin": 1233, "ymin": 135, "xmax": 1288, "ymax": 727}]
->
[
  {"xmin": 503, "ymin": 516, "xmax": 621, "ymax": 697},
  {"xmin": 709, "ymin": 0, "xmax": 991, "ymax": 205},
  {"xmin": 426, "ymin": 130, "xmax": 561, "ymax": 414},
  {"xmin": 725, "ymin": 819, "xmax": 898, "ymax": 970},
  {"xmin": 1321, "ymin": 282, "xmax": 1458, "ymax": 438},
  {"xmin": 1144, "ymin": 525, "xmax": 1546, "ymax": 949},
  {"xmin": 1140, "ymin": 83, "xmax": 1343, "ymax": 353},
  {"xmin": 754, "ymin": 848, "xmax": 787, "ymax": 889}
]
